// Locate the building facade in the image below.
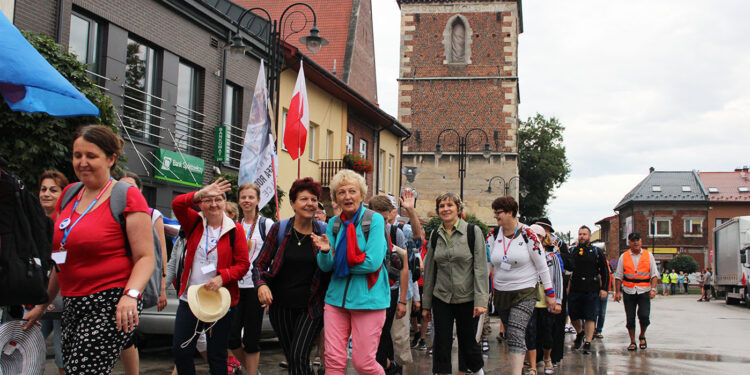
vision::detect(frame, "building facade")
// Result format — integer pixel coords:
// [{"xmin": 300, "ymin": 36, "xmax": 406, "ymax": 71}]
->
[
  {"xmin": 11, "ymin": 0, "xmax": 269, "ymax": 216},
  {"xmin": 614, "ymin": 170, "xmax": 709, "ymax": 270},
  {"xmin": 698, "ymin": 169, "xmax": 750, "ymax": 251},
  {"xmin": 396, "ymin": 0, "xmax": 522, "ymax": 223}
]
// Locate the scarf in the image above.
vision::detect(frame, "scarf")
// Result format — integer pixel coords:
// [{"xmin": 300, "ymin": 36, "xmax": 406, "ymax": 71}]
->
[{"xmin": 332, "ymin": 205, "xmax": 380, "ymax": 288}]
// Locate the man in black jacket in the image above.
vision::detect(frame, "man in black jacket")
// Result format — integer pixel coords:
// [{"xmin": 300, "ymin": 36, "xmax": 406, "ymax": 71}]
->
[{"xmin": 568, "ymin": 226, "xmax": 609, "ymax": 355}]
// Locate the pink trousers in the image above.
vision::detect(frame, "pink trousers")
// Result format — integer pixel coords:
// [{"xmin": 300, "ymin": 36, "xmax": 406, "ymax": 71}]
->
[{"xmin": 324, "ymin": 303, "xmax": 386, "ymax": 375}]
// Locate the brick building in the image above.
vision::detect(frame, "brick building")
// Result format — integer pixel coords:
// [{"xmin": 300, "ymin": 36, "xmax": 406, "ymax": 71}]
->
[
  {"xmin": 396, "ymin": 0, "xmax": 522, "ymax": 223},
  {"xmin": 614, "ymin": 170, "xmax": 709, "ymax": 270},
  {"xmin": 595, "ymin": 214, "xmax": 620, "ymax": 261},
  {"xmin": 698, "ymin": 168, "xmax": 750, "ymax": 250},
  {"xmin": 10, "ymin": 0, "xmax": 269, "ymax": 215}
]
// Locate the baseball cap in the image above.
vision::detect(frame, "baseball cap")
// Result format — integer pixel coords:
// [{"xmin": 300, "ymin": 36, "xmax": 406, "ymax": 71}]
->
[{"xmin": 628, "ymin": 232, "xmax": 641, "ymax": 241}]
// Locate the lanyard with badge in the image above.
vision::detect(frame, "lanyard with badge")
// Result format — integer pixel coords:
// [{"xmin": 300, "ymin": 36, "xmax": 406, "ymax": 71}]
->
[
  {"xmin": 499, "ymin": 224, "xmax": 519, "ymax": 271},
  {"xmin": 53, "ymin": 178, "xmax": 115, "ymax": 265},
  {"xmin": 201, "ymin": 224, "xmax": 221, "ymax": 275}
]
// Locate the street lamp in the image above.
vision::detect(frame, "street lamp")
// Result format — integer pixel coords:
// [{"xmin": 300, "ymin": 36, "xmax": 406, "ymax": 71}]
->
[
  {"xmin": 485, "ymin": 175, "xmax": 506, "ymax": 194},
  {"xmin": 228, "ymin": 3, "xmax": 328, "ymax": 124},
  {"xmin": 434, "ymin": 127, "xmax": 492, "ymax": 200},
  {"xmin": 506, "ymin": 175, "xmax": 520, "ymax": 196}
]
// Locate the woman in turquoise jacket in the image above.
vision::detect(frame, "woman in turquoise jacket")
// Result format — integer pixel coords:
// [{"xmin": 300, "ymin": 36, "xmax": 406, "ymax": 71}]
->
[{"xmin": 312, "ymin": 169, "xmax": 390, "ymax": 375}]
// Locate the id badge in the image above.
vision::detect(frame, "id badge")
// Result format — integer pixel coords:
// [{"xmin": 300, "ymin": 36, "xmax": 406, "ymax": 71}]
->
[
  {"xmin": 201, "ymin": 263, "xmax": 217, "ymax": 274},
  {"xmin": 51, "ymin": 251, "xmax": 68, "ymax": 265},
  {"xmin": 500, "ymin": 261, "xmax": 512, "ymax": 271}
]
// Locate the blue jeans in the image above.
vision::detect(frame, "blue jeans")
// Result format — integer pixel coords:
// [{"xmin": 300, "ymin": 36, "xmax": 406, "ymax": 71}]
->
[
  {"xmin": 173, "ymin": 300, "xmax": 234, "ymax": 375},
  {"xmin": 595, "ymin": 292, "xmax": 608, "ymax": 334},
  {"xmin": 41, "ymin": 319, "xmax": 63, "ymax": 369}
]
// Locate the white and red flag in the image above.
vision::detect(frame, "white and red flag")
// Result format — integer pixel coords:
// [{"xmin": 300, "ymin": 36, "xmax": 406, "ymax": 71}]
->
[{"xmin": 283, "ymin": 61, "xmax": 310, "ymax": 160}]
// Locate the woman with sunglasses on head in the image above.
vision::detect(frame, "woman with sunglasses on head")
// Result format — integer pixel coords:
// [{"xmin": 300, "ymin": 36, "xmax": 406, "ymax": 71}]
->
[
  {"xmin": 24, "ymin": 125, "xmax": 155, "ymax": 375},
  {"xmin": 171, "ymin": 178, "xmax": 250, "ymax": 375}
]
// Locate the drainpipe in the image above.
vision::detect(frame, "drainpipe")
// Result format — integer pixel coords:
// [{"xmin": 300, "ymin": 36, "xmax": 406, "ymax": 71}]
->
[
  {"xmin": 56, "ymin": 0, "xmax": 65, "ymax": 43},
  {"xmin": 217, "ymin": 30, "xmax": 229, "ymax": 177}
]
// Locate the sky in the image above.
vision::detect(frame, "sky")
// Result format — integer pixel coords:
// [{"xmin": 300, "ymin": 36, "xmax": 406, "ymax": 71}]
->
[{"xmin": 372, "ymin": 0, "xmax": 750, "ymax": 235}]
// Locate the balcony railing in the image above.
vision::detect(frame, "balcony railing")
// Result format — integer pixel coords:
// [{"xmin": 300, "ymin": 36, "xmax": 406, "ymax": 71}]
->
[{"xmin": 320, "ymin": 159, "xmax": 344, "ymax": 187}]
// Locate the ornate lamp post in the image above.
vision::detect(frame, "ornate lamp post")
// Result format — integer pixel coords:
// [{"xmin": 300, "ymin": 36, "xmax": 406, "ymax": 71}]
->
[{"xmin": 434, "ymin": 127, "xmax": 491, "ymax": 200}]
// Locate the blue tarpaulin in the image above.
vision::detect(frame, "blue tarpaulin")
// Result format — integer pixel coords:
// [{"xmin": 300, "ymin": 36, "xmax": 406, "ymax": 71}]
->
[{"xmin": 0, "ymin": 11, "xmax": 99, "ymax": 117}]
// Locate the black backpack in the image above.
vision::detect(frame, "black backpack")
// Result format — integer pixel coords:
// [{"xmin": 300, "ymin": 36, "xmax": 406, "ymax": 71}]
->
[
  {"xmin": 430, "ymin": 223, "xmax": 477, "ymax": 254},
  {"xmin": 0, "ymin": 169, "xmax": 54, "ymax": 306}
]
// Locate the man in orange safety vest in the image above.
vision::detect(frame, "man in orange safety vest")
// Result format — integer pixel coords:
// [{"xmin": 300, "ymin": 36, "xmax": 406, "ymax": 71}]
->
[{"xmin": 613, "ymin": 232, "xmax": 659, "ymax": 352}]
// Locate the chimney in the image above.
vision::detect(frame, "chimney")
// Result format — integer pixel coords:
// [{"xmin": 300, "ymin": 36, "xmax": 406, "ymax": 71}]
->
[{"xmin": 649, "ymin": 167, "xmax": 655, "ymax": 173}]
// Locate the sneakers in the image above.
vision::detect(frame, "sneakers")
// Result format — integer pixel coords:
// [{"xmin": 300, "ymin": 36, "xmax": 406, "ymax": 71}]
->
[
  {"xmin": 564, "ymin": 325, "xmax": 576, "ymax": 334},
  {"xmin": 582, "ymin": 342, "xmax": 591, "ymax": 355},
  {"xmin": 411, "ymin": 334, "xmax": 421, "ymax": 348},
  {"xmin": 481, "ymin": 340, "xmax": 490, "ymax": 352},
  {"xmin": 417, "ymin": 339, "xmax": 427, "ymax": 350},
  {"xmin": 573, "ymin": 332, "xmax": 584, "ymax": 350},
  {"xmin": 227, "ymin": 356, "xmax": 242, "ymax": 374}
]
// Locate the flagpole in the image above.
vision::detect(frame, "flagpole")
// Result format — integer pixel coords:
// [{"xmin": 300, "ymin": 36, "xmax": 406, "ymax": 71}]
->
[{"xmin": 272, "ymin": 157, "xmax": 280, "ymax": 221}]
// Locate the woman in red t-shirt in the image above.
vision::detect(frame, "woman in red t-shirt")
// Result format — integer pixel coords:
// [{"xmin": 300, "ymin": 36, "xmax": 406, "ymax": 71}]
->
[{"xmin": 24, "ymin": 125, "xmax": 156, "ymax": 375}]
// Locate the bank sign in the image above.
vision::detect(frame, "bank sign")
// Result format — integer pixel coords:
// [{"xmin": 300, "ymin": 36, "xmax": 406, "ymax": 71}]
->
[{"xmin": 155, "ymin": 148, "xmax": 204, "ymax": 187}]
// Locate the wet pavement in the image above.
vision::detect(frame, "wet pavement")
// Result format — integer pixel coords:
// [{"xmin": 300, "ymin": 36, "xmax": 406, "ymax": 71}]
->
[{"xmin": 43, "ymin": 294, "xmax": 750, "ymax": 374}]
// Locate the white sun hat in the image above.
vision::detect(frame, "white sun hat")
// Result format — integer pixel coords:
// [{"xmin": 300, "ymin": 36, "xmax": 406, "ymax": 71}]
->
[
  {"xmin": 187, "ymin": 284, "xmax": 231, "ymax": 323},
  {"xmin": 529, "ymin": 224, "xmax": 546, "ymax": 240},
  {"xmin": 0, "ymin": 320, "xmax": 45, "ymax": 375}
]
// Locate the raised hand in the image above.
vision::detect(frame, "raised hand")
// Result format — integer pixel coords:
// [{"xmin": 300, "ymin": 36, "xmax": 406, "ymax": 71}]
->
[
  {"xmin": 400, "ymin": 189, "xmax": 416, "ymax": 211},
  {"xmin": 196, "ymin": 178, "xmax": 232, "ymax": 202}
]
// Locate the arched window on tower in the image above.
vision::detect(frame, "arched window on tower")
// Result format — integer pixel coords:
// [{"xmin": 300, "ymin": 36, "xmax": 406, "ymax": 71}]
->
[{"xmin": 451, "ymin": 18, "xmax": 466, "ymax": 63}]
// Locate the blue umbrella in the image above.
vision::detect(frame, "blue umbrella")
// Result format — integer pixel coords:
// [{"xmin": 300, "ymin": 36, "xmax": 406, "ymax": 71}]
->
[{"xmin": 0, "ymin": 12, "xmax": 99, "ymax": 117}]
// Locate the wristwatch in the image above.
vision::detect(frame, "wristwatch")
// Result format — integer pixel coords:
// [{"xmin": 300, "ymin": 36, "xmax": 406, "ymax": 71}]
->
[
  {"xmin": 650, "ymin": 288, "xmax": 657, "ymax": 292},
  {"xmin": 123, "ymin": 288, "xmax": 142, "ymax": 300}
]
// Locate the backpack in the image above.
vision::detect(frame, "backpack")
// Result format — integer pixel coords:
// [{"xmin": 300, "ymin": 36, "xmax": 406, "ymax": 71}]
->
[
  {"xmin": 331, "ymin": 209, "xmax": 401, "ymax": 282},
  {"xmin": 60, "ymin": 181, "xmax": 163, "ymax": 309},
  {"xmin": 0, "ymin": 170, "xmax": 54, "ymax": 306},
  {"xmin": 430, "ymin": 223, "xmax": 477, "ymax": 254},
  {"xmin": 276, "ymin": 218, "xmax": 327, "ymax": 246},
  {"xmin": 391, "ymin": 224, "xmax": 421, "ymax": 282}
]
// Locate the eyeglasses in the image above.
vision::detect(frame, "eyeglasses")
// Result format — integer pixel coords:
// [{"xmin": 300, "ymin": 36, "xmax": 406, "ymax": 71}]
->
[
  {"xmin": 493, "ymin": 210, "xmax": 505, "ymax": 215},
  {"xmin": 201, "ymin": 197, "xmax": 225, "ymax": 204}
]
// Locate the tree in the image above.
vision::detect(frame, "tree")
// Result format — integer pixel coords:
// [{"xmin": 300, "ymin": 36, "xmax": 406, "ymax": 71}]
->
[
  {"xmin": 518, "ymin": 113, "xmax": 571, "ymax": 222},
  {"xmin": 665, "ymin": 255, "xmax": 699, "ymax": 274},
  {"xmin": 0, "ymin": 31, "xmax": 115, "ymax": 191}
]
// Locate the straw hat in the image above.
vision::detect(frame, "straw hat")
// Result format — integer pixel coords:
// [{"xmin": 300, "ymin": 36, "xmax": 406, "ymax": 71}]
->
[
  {"xmin": 187, "ymin": 284, "xmax": 231, "ymax": 323},
  {"xmin": 0, "ymin": 320, "xmax": 45, "ymax": 375}
]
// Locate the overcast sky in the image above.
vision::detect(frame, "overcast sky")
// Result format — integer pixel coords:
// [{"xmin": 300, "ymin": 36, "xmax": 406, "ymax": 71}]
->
[{"xmin": 372, "ymin": 1, "xmax": 750, "ymax": 235}]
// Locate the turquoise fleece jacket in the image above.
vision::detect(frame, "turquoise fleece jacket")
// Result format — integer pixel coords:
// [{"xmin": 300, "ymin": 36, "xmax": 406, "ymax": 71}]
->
[{"xmin": 317, "ymin": 209, "xmax": 390, "ymax": 310}]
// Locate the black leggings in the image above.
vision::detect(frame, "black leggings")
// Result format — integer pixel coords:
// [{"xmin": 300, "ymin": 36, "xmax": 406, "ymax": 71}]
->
[
  {"xmin": 431, "ymin": 298, "xmax": 483, "ymax": 374},
  {"xmin": 229, "ymin": 287, "xmax": 265, "ymax": 353},
  {"xmin": 268, "ymin": 305, "xmax": 323, "ymax": 375},
  {"xmin": 62, "ymin": 288, "xmax": 142, "ymax": 375},
  {"xmin": 623, "ymin": 292, "xmax": 651, "ymax": 330},
  {"xmin": 376, "ymin": 289, "xmax": 399, "ymax": 369}
]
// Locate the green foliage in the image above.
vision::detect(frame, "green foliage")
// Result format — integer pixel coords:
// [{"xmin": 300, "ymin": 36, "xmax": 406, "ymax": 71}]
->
[
  {"xmin": 216, "ymin": 173, "xmax": 285, "ymax": 221},
  {"xmin": 518, "ymin": 114, "xmax": 571, "ymax": 222},
  {"xmin": 665, "ymin": 255, "xmax": 699, "ymax": 274},
  {"xmin": 0, "ymin": 31, "xmax": 115, "ymax": 191},
  {"xmin": 422, "ymin": 214, "xmax": 490, "ymax": 239}
]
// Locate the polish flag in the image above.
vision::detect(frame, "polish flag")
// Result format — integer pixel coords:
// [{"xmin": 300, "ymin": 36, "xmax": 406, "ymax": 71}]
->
[{"xmin": 283, "ymin": 61, "xmax": 310, "ymax": 160}]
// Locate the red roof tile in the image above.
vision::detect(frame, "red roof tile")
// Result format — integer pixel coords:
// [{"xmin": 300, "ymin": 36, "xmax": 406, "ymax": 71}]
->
[
  {"xmin": 698, "ymin": 171, "xmax": 750, "ymax": 201},
  {"xmin": 233, "ymin": 0, "xmax": 351, "ymax": 77}
]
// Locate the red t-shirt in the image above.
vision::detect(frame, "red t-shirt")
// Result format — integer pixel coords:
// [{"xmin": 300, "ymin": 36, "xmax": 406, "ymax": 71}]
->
[{"xmin": 52, "ymin": 183, "xmax": 149, "ymax": 297}]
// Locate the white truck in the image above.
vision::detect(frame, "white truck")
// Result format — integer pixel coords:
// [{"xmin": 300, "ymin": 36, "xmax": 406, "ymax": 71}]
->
[{"xmin": 713, "ymin": 217, "xmax": 750, "ymax": 306}]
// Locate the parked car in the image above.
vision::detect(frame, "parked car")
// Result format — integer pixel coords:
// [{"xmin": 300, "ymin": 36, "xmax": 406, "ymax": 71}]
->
[{"xmin": 136, "ymin": 220, "xmax": 275, "ymax": 340}]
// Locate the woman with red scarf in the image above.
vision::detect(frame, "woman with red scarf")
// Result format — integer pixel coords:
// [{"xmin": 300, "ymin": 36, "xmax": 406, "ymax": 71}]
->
[{"xmin": 311, "ymin": 169, "xmax": 390, "ymax": 375}]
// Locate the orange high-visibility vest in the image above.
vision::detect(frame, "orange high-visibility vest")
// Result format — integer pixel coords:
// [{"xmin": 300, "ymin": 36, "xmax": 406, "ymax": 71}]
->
[{"xmin": 622, "ymin": 250, "xmax": 652, "ymax": 289}]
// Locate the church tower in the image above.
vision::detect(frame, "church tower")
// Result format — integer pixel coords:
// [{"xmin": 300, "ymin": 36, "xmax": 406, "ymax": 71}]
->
[{"xmin": 397, "ymin": 0, "xmax": 523, "ymax": 222}]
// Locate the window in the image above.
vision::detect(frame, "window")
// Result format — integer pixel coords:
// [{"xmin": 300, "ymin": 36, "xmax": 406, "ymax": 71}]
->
[
  {"xmin": 716, "ymin": 218, "xmax": 729, "ymax": 227},
  {"xmin": 325, "ymin": 130, "xmax": 334, "ymax": 159},
  {"xmin": 739, "ymin": 186, "xmax": 750, "ymax": 192},
  {"xmin": 378, "ymin": 149, "xmax": 385, "ymax": 191},
  {"xmin": 175, "ymin": 62, "xmax": 203, "ymax": 155},
  {"xmin": 359, "ymin": 139, "xmax": 368, "ymax": 158},
  {"xmin": 308, "ymin": 123, "xmax": 318, "ymax": 161},
  {"xmin": 649, "ymin": 218, "xmax": 671, "ymax": 237},
  {"xmin": 388, "ymin": 154, "xmax": 394, "ymax": 194},
  {"xmin": 281, "ymin": 110, "xmax": 288, "ymax": 151},
  {"xmin": 450, "ymin": 18, "xmax": 466, "ymax": 63},
  {"xmin": 123, "ymin": 38, "xmax": 161, "ymax": 142},
  {"xmin": 684, "ymin": 218, "xmax": 703, "ymax": 235},
  {"xmin": 682, "ymin": 186, "xmax": 692, "ymax": 192},
  {"xmin": 708, "ymin": 187, "xmax": 719, "ymax": 193},
  {"xmin": 223, "ymin": 82, "xmax": 242, "ymax": 167},
  {"xmin": 69, "ymin": 12, "xmax": 102, "ymax": 73},
  {"xmin": 651, "ymin": 185, "xmax": 662, "ymax": 192},
  {"xmin": 346, "ymin": 132, "xmax": 354, "ymax": 153}
]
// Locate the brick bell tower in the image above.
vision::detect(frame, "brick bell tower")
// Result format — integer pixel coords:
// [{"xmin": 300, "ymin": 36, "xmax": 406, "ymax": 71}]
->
[{"xmin": 396, "ymin": 0, "xmax": 522, "ymax": 223}]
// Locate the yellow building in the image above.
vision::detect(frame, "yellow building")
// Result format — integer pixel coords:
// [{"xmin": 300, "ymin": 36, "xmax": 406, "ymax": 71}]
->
[{"xmin": 274, "ymin": 47, "xmax": 409, "ymax": 219}]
